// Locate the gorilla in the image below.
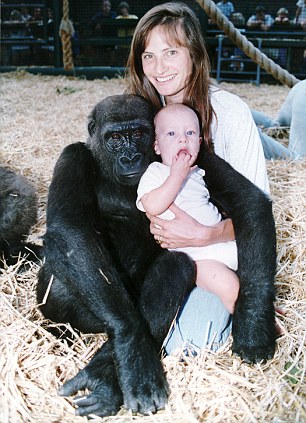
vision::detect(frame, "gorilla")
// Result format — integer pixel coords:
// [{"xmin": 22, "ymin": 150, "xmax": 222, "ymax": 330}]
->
[
  {"xmin": 36, "ymin": 94, "xmax": 276, "ymax": 417},
  {"xmin": 0, "ymin": 166, "xmax": 40, "ymax": 267}
]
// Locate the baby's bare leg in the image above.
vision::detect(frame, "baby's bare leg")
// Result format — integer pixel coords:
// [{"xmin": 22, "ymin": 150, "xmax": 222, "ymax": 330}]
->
[{"xmin": 195, "ymin": 259, "xmax": 239, "ymax": 314}]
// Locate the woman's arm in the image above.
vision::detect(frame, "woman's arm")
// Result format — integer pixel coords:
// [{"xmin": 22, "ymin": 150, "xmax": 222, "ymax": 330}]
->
[
  {"xmin": 211, "ymin": 89, "xmax": 270, "ymax": 194},
  {"xmin": 147, "ymin": 204, "xmax": 235, "ymax": 249}
]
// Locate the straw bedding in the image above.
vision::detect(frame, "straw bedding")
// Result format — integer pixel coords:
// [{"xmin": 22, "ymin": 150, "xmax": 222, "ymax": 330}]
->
[{"xmin": 0, "ymin": 72, "xmax": 305, "ymax": 423}]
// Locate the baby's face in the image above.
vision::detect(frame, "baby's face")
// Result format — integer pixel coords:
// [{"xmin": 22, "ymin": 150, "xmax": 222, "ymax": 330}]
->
[{"xmin": 154, "ymin": 106, "xmax": 201, "ymax": 166}]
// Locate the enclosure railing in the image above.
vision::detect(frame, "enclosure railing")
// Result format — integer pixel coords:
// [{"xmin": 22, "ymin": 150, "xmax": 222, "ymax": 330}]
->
[{"xmin": 1, "ymin": 10, "xmax": 305, "ymax": 81}]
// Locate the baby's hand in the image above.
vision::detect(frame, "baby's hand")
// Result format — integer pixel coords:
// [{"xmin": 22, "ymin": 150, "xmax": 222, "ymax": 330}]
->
[{"xmin": 170, "ymin": 151, "xmax": 193, "ymax": 181}]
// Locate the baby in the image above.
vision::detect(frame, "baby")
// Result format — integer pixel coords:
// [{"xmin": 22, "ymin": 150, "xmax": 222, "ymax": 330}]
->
[{"xmin": 136, "ymin": 103, "xmax": 239, "ymax": 313}]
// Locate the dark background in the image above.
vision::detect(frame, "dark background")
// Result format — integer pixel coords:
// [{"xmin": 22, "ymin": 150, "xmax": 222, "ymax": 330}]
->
[{"xmin": 1, "ymin": 0, "xmax": 300, "ymax": 26}]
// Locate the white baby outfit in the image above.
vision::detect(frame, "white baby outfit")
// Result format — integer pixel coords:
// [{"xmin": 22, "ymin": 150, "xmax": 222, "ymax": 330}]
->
[{"xmin": 137, "ymin": 162, "xmax": 237, "ymax": 270}]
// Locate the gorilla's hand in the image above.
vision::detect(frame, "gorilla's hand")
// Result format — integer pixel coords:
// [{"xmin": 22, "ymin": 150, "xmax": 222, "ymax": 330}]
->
[
  {"xmin": 58, "ymin": 344, "xmax": 123, "ymax": 417},
  {"xmin": 58, "ymin": 368, "xmax": 123, "ymax": 417},
  {"xmin": 59, "ymin": 367, "xmax": 123, "ymax": 417},
  {"xmin": 232, "ymin": 296, "xmax": 276, "ymax": 363}
]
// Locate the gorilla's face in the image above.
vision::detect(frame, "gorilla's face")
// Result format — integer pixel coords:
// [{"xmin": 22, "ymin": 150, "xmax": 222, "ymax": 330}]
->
[
  {"xmin": 87, "ymin": 95, "xmax": 157, "ymax": 186},
  {"xmin": 102, "ymin": 118, "xmax": 154, "ymax": 184}
]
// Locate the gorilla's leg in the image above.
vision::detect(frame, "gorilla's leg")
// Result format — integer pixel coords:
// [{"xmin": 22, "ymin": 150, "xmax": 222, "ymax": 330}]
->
[
  {"xmin": 138, "ymin": 251, "xmax": 196, "ymax": 346},
  {"xmin": 55, "ymin": 251, "xmax": 195, "ymax": 417},
  {"xmin": 110, "ymin": 251, "xmax": 194, "ymax": 414},
  {"xmin": 38, "ymin": 256, "xmax": 170, "ymax": 415},
  {"xmin": 37, "ymin": 264, "xmax": 106, "ymax": 334},
  {"xmin": 38, "ymin": 264, "xmax": 124, "ymax": 416}
]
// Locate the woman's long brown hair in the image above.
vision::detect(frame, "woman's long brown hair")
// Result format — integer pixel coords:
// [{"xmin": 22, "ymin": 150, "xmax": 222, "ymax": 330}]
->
[{"xmin": 125, "ymin": 2, "xmax": 214, "ymax": 151}]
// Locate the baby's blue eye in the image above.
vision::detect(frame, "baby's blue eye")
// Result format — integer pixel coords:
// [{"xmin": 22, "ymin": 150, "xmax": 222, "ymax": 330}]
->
[
  {"xmin": 167, "ymin": 131, "xmax": 175, "ymax": 136},
  {"xmin": 187, "ymin": 130, "xmax": 194, "ymax": 135}
]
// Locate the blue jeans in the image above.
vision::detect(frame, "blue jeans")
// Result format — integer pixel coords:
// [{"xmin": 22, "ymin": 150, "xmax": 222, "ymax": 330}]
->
[
  {"xmin": 252, "ymin": 80, "xmax": 306, "ymax": 160},
  {"xmin": 163, "ymin": 287, "xmax": 231, "ymax": 355},
  {"xmin": 252, "ymin": 110, "xmax": 294, "ymax": 160},
  {"xmin": 258, "ymin": 128, "xmax": 294, "ymax": 160}
]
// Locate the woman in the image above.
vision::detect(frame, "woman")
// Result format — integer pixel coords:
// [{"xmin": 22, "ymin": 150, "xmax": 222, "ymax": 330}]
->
[{"xmin": 125, "ymin": 2, "xmax": 269, "ymax": 355}]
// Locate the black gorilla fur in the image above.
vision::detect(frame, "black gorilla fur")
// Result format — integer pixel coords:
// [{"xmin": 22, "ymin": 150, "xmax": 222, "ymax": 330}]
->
[
  {"xmin": 0, "ymin": 166, "xmax": 41, "ymax": 267},
  {"xmin": 36, "ymin": 95, "xmax": 277, "ymax": 417}
]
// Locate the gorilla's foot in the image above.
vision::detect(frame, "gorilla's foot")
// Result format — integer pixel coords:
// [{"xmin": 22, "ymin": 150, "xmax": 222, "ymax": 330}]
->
[
  {"xmin": 232, "ymin": 298, "xmax": 276, "ymax": 363},
  {"xmin": 232, "ymin": 317, "xmax": 276, "ymax": 363},
  {"xmin": 116, "ymin": 340, "xmax": 170, "ymax": 414},
  {"xmin": 59, "ymin": 361, "xmax": 123, "ymax": 417},
  {"xmin": 232, "ymin": 341, "xmax": 275, "ymax": 364}
]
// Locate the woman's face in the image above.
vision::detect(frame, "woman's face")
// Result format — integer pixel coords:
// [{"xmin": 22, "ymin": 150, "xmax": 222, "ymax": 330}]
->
[{"xmin": 141, "ymin": 25, "xmax": 193, "ymax": 104}]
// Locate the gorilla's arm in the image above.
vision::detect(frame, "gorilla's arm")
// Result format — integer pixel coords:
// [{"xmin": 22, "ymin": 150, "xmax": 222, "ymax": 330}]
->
[
  {"xmin": 41, "ymin": 142, "xmax": 119, "ymax": 323},
  {"xmin": 40, "ymin": 142, "xmax": 168, "ymax": 413},
  {"xmin": 44, "ymin": 142, "xmax": 157, "ymax": 331},
  {"xmin": 197, "ymin": 148, "xmax": 277, "ymax": 363}
]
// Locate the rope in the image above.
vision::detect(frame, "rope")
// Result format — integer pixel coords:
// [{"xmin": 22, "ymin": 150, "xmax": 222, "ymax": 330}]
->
[
  {"xmin": 195, "ymin": 0, "xmax": 300, "ymax": 87},
  {"xmin": 59, "ymin": 0, "xmax": 74, "ymax": 71}
]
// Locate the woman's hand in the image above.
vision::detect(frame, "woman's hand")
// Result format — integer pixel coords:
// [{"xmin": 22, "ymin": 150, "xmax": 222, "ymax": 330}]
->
[{"xmin": 147, "ymin": 204, "xmax": 235, "ymax": 249}]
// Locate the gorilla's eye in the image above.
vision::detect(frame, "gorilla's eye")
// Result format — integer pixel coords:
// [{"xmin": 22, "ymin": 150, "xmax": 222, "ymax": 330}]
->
[
  {"xmin": 133, "ymin": 130, "xmax": 142, "ymax": 138},
  {"xmin": 111, "ymin": 133, "xmax": 122, "ymax": 140},
  {"xmin": 108, "ymin": 132, "xmax": 124, "ymax": 150}
]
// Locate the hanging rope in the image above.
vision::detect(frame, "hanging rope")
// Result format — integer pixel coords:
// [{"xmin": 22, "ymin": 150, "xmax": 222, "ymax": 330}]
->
[
  {"xmin": 195, "ymin": 0, "xmax": 300, "ymax": 87},
  {"xmin": 59, "ymin": 0, "xmax": 75, "ymax": 71}
]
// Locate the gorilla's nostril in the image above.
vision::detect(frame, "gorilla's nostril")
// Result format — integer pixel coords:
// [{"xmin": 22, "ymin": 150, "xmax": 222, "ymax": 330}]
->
[
  {"xmin": 131, "ymin": 153, "xmax": 142, "ymax": 164},
  {"xmin": 120, "ymin": 153, "xmax": 141, "ymax": 165}
]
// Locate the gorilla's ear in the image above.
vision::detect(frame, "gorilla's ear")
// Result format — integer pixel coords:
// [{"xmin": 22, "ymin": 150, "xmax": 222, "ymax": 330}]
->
[
  {"xmin": 88, "ymin": 117, "xmax": 96, "ymax": 137},
  {"xmin": 88, "ymin": 106, "xmax": 98, "ymax": 137}
]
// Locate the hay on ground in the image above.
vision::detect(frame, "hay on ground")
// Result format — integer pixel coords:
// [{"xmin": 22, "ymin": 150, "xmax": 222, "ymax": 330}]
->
[{"xmin": 0, "ymin": 72, "xmax": 305, "ymax": 423}]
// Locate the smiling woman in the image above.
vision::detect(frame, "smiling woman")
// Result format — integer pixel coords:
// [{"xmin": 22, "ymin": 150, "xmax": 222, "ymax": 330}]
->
[
  {"xmin": 125, "ymin": 1, "xmax": 271, "ymax": 356},
  {"xmin": 141, "ymin": 26, "xmax": 193, "ymax": 103},
  {"xmin": 126, "ymin": 3, "xmax": 213, "ymax": 146}
]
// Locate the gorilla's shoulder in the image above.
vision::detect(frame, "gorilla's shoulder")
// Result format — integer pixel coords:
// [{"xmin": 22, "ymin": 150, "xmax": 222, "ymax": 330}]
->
[
  {"xmin": 53, "ymin": 142, "xmax": 98, "ymax": 182},
  {"xmin": 61, "ymin": 141, "xmax": 90, "ymax": 156},
  {"xmin": 58, "ymin": 142, "xmax": 95, "ymax": 164}
]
